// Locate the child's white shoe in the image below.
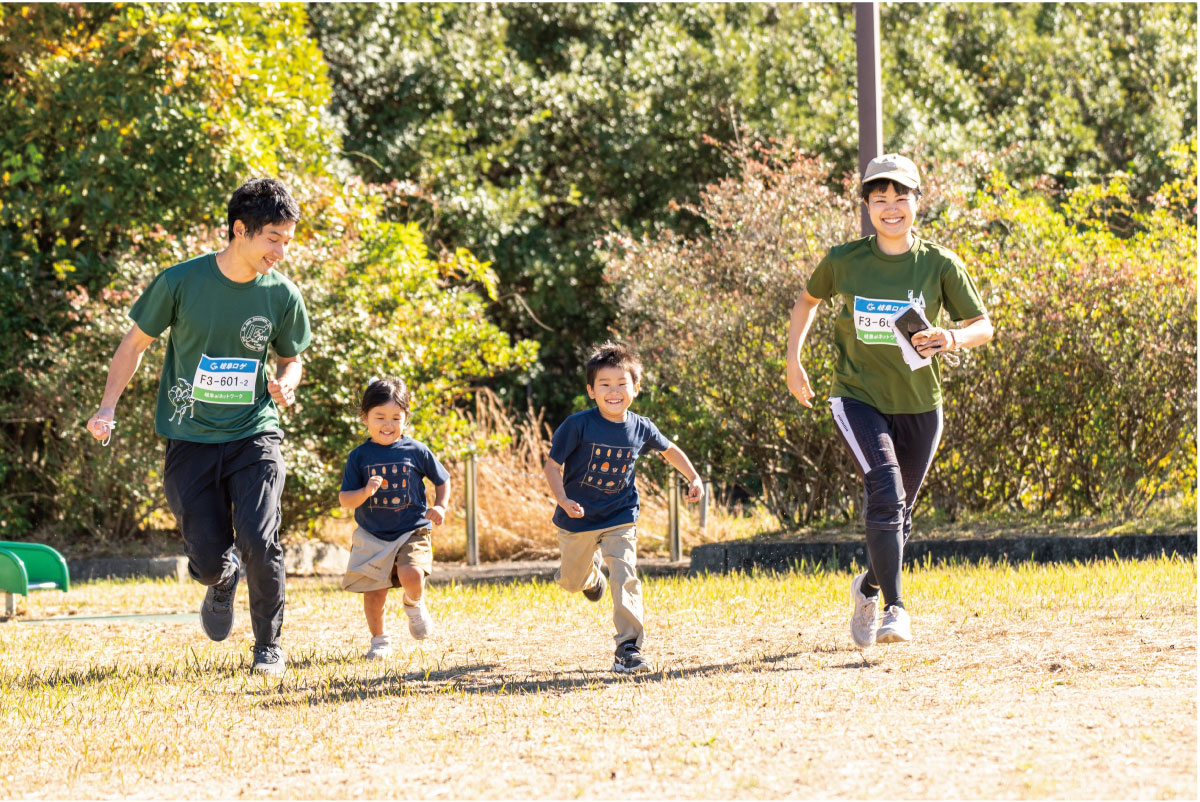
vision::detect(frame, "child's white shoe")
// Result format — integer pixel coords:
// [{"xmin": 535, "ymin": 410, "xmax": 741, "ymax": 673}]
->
[
  {"xmin": 364, "ymin": 634, "xmax": 392, "ymax": 660},
  {"xmin": 403, "ymin": 595, "xmax": 434, "ymax": 640}
]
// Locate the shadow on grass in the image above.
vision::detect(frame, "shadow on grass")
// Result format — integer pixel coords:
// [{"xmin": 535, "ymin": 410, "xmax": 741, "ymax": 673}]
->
[
  {"xmin": 1, "ymin": 646, "xmax": 372, "ymax": 690},
  {"xmin": 4, "ymin": 640, "xmax": 871, "ymax": 698},
  {"xmin": 259, "ymin": 642, "xmax": 852, "ymax": 706}
]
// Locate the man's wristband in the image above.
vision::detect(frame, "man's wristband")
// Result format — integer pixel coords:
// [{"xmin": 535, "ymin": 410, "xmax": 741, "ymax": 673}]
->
[{"xmin": 949, "ymin": 329, "xmax": 959, "ymax": 351}]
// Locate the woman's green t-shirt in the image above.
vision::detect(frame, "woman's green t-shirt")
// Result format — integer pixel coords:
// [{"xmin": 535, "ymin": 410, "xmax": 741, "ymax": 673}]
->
[{"xmin": 806, "ymin": 236, "xmax": 986, "ymax": 414}]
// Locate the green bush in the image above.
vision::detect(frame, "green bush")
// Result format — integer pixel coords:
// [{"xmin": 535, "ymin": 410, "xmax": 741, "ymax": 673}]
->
[
  {"xmin": 0, "ymin": 2, "xmax": 340, "ymax": 538},
  {"xmin": 12, "ymin": 175, "xmax": 537, "ymax": 543},
  {"xmin": 924, "ymin": 147, "xmax": 1198, "ymax": 517},
  {"xmin": 604, "ymin": 137, "xmax": 860, "ymax": 527},
  {"xmin": 280, "ymin": 176, "xmax": 539, "ymax": 533},
  {"xmin": 606, "ymin": 138, "xmax": 1197, "ymax": 526}
]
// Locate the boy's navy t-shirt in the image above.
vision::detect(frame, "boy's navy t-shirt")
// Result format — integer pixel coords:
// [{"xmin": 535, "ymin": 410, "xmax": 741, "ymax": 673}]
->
[
  {"xmin": 341, "ymin": 437, "xmax": 450, "ymax": 541},
  {"xmin": 548, "ymin": 407, "xmax": 671, "ymax": 532}
]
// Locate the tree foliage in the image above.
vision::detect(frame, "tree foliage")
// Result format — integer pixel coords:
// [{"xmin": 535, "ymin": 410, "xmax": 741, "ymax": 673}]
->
[
  {"xmin": 0, "ymin": 2, "xmax": 342, "ymax": 535},
  {"xmin": 0, "ymin": 4, "xmax": 537, "ymax": 542},
  {"xmin": 0, "ymin": 3, "xmax": 339, "ymax": 336},
  {"xmin": 882, "ymin": 3, "xmax": 1197, "ymax": 203},
  {"xmin": 308, "ymin": 2, "xmax": 859, "ymax": 413},
  {"xmin": 310, "ymin": 2, "xmax": 1196, "ymax": 418}
]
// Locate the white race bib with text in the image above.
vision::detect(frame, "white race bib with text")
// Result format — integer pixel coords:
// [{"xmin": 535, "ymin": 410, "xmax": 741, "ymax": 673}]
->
[{"xmin": 191, "ymin": 354, "xmax": 258, "ymax": 405}]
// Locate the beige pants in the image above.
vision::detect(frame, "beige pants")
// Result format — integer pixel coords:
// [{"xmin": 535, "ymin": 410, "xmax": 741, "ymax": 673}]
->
[{"xmin": 555, "ymin": 523, "xmax": 643, "ymax": 647}]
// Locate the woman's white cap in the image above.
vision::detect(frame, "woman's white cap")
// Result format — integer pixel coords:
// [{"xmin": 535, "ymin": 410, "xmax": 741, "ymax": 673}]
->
[{"xmin": 862, "ymin": 153, "xmax": 921, "ymax": 188}]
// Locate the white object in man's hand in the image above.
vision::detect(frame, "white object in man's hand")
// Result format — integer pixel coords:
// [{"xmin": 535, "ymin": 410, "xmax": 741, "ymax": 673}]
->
[{"xmin": 87, "ymin": 409, "xmax": 117, "ymax": 446}]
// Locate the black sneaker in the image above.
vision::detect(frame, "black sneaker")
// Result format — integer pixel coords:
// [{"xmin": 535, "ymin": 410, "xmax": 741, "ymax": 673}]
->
[
  {"xmin": 582, "ymin": 551, "xmax": 607, "ymax": 602},
  {"xmin": 611, "ymin": 639, "xmax": 654, "ymax": 674},
  {"xmin": 199, "ymin": 553, "xmax": 240, "ymax": 642},
  {"xmin": 251, "ymin": 645, "xmax": 286, "ymax": 675}
]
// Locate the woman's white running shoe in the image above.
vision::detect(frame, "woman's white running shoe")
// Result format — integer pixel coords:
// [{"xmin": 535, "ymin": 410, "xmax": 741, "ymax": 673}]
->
[
  {"xmin": 876, "ymin": 605, "xmax": 912, "ymax": 643},
  {"xmin": 849, "ymin": 572, "xmax": 879, "ymax": 649}
]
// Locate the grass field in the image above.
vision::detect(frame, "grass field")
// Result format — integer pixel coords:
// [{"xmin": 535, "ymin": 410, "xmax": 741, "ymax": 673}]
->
[{"xmin": 1, "ymin": 556, "xmax": 1195, "ymax": 800}]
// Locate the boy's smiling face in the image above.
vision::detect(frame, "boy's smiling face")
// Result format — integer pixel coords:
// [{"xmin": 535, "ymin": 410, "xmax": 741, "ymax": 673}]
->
[
  {"xmin": 866, "ymin": 184, "xmax": 918, "ymax": 242},
  {"xmin": 587, "ymin": 366, "xmax": 639, "ymax": 422}
]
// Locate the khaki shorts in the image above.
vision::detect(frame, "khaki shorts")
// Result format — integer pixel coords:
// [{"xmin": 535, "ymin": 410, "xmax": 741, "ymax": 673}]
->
[{"xmin": 341, "ymin": 526, "xmax": 433, "ymax": 593}]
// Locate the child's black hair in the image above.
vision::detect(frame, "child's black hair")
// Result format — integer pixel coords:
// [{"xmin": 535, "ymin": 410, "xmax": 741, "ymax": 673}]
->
[
  {"xmin": 586, "ymin": 341, "xmax": 643, "ymax": 388},
  {"xmin": 861, "ymin": 178, "xmax": 923, "ymax": 202},
  {"xmin": 359, "ymin": 376, "xmax": 411, "ymax": 418},
  {"xmin": 227, "ymin": 177, "xmax": 301, "ymax": 241}
]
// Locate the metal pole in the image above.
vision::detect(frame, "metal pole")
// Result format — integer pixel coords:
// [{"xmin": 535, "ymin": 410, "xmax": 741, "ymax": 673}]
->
[
  {"xmin": 668, "ymin": 475, "xmax": 681, "ymax": 562},
  {"xmin": 855, "ymin": 1, "xmax": 883, "ymax": 236},
  {"xmin": 464, "ymin": 452, "xmax": 479, "ymax": 565},
  {"xmin": 698, "ymin": 464, "xmax": 710, "ymax": 537}
]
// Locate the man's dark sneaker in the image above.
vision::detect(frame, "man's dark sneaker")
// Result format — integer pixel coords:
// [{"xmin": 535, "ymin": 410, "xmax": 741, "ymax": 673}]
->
[
  {"xmin": 582, "ymin": 551, "xmax": 607, "ymax": 602},
  {"xmin": 251, "ymin": 645, "xmax": 286, "ymax": 676},
  {"xmin": 200, "ymin": 552, "xmax": 240, "ymax": 642},
  {"xmin": 611, "ymin": 639, "xmax": 654, "ymax": 675}
]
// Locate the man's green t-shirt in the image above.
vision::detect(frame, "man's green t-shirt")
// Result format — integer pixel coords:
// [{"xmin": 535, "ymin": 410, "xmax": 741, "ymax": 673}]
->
[
  {"xmin": 129, "ymin": 253, "xmax": 312, "ymax": 443},
  {"xmin": 805, "ymin": 236, "xmax": 987, "ymax": 414}
]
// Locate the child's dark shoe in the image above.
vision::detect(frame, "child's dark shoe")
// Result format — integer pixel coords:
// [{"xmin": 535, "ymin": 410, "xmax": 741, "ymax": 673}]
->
[{"xmin": 611, "ymin": 639, "xmax": 653, "ymax": 674}]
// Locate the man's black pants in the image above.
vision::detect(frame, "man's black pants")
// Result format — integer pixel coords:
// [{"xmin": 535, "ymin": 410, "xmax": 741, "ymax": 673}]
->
[{"xmin": 163, "ymin": 431, "xmax": 286, "ymax": 647}]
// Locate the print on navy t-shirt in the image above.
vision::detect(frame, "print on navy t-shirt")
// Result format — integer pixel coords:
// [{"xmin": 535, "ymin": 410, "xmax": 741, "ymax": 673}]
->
[
  {"xmin": 341, "ymin": 437, "xmax": 450, "ymax": 541},
  {"xmin": 548, "ymin": 407, "xmax": 671, "ymax": 532},
  {"xmin": 583, "ymin": 443, "xmax": 635, "ymax": 493}
]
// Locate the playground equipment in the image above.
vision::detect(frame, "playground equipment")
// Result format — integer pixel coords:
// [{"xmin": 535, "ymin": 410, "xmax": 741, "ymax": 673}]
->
[{"xmin": 0, "ymin": 541, "xmax": 70, "ymax": 618}]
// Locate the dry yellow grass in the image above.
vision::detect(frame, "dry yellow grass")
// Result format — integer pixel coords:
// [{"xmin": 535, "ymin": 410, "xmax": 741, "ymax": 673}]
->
[{"xmin": 1, "ymin": 555, "xmax": 1194, "ymax": 799}]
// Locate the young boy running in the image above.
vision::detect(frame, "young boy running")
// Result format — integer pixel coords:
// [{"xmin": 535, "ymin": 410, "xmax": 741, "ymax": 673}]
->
[
  {"xmin": 786, "ymin": 154, "xmax": 993, "ymax": 648},
  {"xmin": 543, "ymin": 341, "xmax": 703, "ymax": 674},
  {"xmin": 86, "ymin": 178, "xmax": 311, "ymax": 675}
]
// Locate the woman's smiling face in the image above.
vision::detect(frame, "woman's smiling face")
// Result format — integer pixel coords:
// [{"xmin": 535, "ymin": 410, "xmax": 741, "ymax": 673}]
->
[{"xmin": 866, "ymin": 184, "xmax": 918, "ymax": 242}]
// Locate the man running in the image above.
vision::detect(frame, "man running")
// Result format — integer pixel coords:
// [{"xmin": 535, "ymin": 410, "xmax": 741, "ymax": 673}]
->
[{"xmin": 87, "ymin": 178, "xmax": 311, "ymax": 675}]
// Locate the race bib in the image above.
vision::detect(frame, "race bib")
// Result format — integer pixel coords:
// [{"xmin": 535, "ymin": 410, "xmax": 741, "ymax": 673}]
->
[
  {"xmin": 191, "ymin": 354, "xmax": 258, "ymax": 405},
  {"xmin": 853, "ymin": 297, "xmax": 907, "ymax": 345}
]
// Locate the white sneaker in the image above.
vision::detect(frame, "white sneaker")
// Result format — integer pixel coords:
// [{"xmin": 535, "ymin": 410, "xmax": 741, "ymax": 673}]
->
[
  {"xmin": 877, "ymin": 605, "xmax": 912, "ymax": 643},
  {"xmin": 251, "ymin": 645, "xmax": 286, "ymax": 675},
  {"xmin": 849, "ymin": 572, "xmax": 879, "ymax": 649},
  {"xmin": 364, "ymin": 634, "xmax": 392, "ymax": 660},
  {"xmin": 403, "ymin": 596, "xmax": 434, "ymax": 640}
]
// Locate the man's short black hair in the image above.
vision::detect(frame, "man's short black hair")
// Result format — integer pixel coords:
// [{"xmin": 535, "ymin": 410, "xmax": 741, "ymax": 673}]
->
[
  {"xmin": 861, "ymin": 178, "xmax": 923, "ymax": 202},
  {"xmin": 227, "ymin": 177, "xmax": 300, "ymax": 241},
  {"xmin": 586, "ymin": 341, "xmax": 643, "ymax": 388}
]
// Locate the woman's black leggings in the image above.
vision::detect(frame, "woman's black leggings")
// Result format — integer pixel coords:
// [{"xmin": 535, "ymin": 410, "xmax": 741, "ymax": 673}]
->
[{"xmin": 830, "ymin": 397, "xmax": 943, "ymax": 609}]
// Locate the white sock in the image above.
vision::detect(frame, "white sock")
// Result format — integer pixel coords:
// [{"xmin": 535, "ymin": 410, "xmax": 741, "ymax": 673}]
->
[
  {"xmin": 402, "ymin": 592, "xmax": 421, "ymax": 607},
  {"xmin": 371, "ymin": 633, "xmax": 390, "ymax": 645}
]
